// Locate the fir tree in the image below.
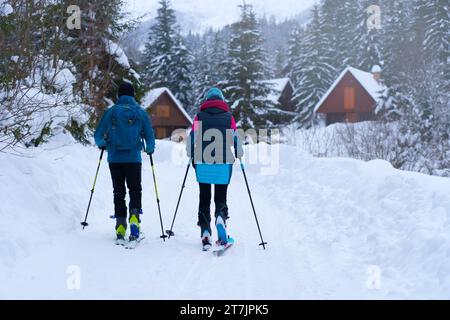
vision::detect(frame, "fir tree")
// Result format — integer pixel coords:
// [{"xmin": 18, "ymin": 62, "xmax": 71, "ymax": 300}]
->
[
  {"xmin": 142, "ymin": 0, "xmax": 193, "ymax": 108},
  {"xmin": 221, "ymin": 4, "xmax": 274, "ymax": 130},
  {"xmin": 421, "ymin": 0, "xmax": 450, "ymax": 92},
  {"xmin": 355, "ymin": 0, "xmax": 383, "ymax": 71},
  {"xmin": 190, "ymin": 29, "xmax": 229, "ymax": 110},
  {"xmin": 171, "ymin": 35, "xmax": 194, "ymax": 110},
  {"xmin": 335, "ymin": 0, "xmax": 360, "ymax": 68},
  {"xmin": 142, "ymin": 0, "xmax": 177, "ymax": 89},
  {"xmin": 284, "ymin": 26, "xmax": 304, "ymax": 81},
  {"xmin": 319, "ymin": 0, "xmax": 340, "ymax": 70},
  {"xmin": 376, "ymin": 0, "xmax": 415, "ymax": 119},
  {"xmin": 291, "ymin": 5, "xmax": 335, "ymax": 128},
  {"xmin": 65, "ymin": 0, "xmax": 140, "ymax": 114}
]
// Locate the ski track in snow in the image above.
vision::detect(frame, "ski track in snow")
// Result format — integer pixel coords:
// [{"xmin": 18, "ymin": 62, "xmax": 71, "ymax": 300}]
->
[{"xmin": 1, "ymin": 138, "xmax": 450, "ymax": 299}]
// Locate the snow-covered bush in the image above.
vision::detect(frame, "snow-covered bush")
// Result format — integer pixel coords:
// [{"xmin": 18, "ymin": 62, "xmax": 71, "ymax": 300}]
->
[
  {"xmin": 0, "ymin": 56, "xmax": 90, "ymax": 151},
  {"xmin": 288, "ymin": 120, "xmax": 450, "ymax": 177}
]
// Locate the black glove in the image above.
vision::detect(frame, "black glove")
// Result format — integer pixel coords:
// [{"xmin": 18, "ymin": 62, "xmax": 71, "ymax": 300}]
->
[{"xmin": 99, "ymin": 146, "xmax": 106, "ymax": 151}]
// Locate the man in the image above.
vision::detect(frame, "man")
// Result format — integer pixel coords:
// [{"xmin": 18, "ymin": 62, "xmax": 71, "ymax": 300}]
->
[
  {"xmin": 187, "ymin": 87, "xmax": 244, "ymax": 250},
  {"xmin": 94, "ymin": 82, "xmax": 155, "ymax": 245}
]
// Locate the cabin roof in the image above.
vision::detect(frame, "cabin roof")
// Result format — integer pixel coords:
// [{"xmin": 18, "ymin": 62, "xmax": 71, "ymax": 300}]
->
[
  {"xmin": 314, "ymin": 67, "xmax": 385, "ymax": 113},
  {"xmin": 264, "ymin": 78, "xmax": 294, "ymax": 104},
  {"xmin": 143, "ymin": 87, "xmax": 193, "ymax": 124}
]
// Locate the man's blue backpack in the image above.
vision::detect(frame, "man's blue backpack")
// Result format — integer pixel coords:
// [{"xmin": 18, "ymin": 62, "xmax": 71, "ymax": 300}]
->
[{"xmin": 108, "ymin": 104, "xmax": 142, "ymax": 151}]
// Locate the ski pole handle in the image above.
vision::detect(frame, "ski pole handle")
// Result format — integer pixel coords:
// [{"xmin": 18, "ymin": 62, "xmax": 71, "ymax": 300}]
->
[{"xmin": 150, "ymin": 153, "xmax": 155, "ymax": 167}]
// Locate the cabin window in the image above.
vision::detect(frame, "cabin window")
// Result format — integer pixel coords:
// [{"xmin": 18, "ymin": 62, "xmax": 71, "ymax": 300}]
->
[
  {"xmin": 156, "ymin": 105, "xmax": 170, "ymax": 118},
  {"xmin": 344, "ymin": 87, "xmax": 355, "ymax": 111}
]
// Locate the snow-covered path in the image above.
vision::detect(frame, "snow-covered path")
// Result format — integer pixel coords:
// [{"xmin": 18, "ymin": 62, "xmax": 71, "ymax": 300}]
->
[{"xmin": 1, "ymin": 139, "xmax": 450, "ymax": 299}]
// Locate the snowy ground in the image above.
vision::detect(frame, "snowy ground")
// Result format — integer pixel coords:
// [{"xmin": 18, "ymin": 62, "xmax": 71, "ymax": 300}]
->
[{"xmin": 1, "ymin": 136, "xmax": 450, "ymax": 299}]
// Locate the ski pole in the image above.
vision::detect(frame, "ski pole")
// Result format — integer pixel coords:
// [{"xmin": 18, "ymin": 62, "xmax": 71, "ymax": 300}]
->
[
  {"xmin": 81, "ymin": 149, "xmax": 105, "ymax": 229},
  {"xmin": 166, "ymin": 163, "xmax": 191, "ymax": 238},
  {"xmin": 239, "ymin": 159, "xmax": 268, "ymax": 250},
  {"xmin": 149, "ymin": 154, "xmax": 168, "ymax": 242}
]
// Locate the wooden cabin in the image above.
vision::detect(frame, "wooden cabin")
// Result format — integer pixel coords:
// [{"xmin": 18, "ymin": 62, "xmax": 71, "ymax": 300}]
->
[
  {"xmin": 266, "ymin": 78, "xmax": 295, "ymax": 111},
  {"xmin": 265, "ymin": 78, "xmax": 296, "ymax": 123},
  {"xmin": 142, "ymin": 88, "xmax": 193, "ymax": 140},
  {"xmin": 314, "ymin": 66, "xmax": 385, "ymax": 126}
]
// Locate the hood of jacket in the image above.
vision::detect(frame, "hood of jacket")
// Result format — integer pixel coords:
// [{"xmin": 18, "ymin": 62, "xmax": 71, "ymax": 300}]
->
[
  {"xmin": 116, "ymin": 95, "xmax": 139, "ymax": 107},
  {"xmin": 200, "ymin": 100, "xmax": 230, "ymax": 113}
]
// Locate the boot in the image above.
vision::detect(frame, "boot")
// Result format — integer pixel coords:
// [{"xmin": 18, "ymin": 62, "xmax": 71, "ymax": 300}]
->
[
  {"xmin": 199, "ymin": 223, "xmax": 212, "ymax": 250},
  {"xmin": 215, "ymin": 205, "xmax": 229, "ymax": 245},
  {"xmin": 129, "ymin": 208, "xmax": 142, "ymax": 241},
  {"xmin": 115, "ymin": 216, "xmax": 127, "ymax": 245}
]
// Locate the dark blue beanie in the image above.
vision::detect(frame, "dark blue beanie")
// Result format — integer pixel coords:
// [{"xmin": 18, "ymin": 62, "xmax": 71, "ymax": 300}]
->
[{"xmin": 118, "ymin": 82, "xmax": 135, "ymax": 98}]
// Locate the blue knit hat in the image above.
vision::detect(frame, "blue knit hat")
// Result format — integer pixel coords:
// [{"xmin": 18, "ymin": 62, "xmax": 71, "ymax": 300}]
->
[
  {"xmin": 118, "ymin": 82, "xmax": 135, "ymax": 98},
  {"xmin": 205, "ymin": 87, "xmax": 225, "ymax": 102}
]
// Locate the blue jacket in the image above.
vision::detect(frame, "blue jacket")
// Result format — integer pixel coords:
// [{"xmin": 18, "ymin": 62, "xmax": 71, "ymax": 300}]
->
[{"xmin": 94, "ymin": 95, "xmax": 155, "ymax": 163}]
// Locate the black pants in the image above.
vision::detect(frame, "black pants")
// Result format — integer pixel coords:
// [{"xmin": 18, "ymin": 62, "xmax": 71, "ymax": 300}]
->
[
  {"xmin": 198, "ymin": 183, "xmax": 228, "ymax": 226},
  {"xmin": 109, "ymin": 163, "xmax": 142, "ymax": 218}
]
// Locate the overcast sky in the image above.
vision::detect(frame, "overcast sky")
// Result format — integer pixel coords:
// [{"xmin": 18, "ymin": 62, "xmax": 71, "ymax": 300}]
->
[{"xmin": 125, "ymin": 0, "xmax": 316, "ymax": 30}]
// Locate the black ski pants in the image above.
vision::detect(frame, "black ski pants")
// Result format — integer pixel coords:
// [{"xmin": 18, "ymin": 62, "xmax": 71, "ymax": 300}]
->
[
  {"xmin": 198, "ymin": 183, "xmax": 229, "ymax": 225},
  {"xmin": 109, "ymin": 163, "xmax": 142, "ymax": 218}
]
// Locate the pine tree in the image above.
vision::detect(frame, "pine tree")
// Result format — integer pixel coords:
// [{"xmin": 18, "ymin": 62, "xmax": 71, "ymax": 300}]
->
[
  {"xmin": 421, "ymin": 0, "xmax": 450, "ymax": 92},
  {"xmin": 413, "ymin": 0, "xmax": 450, "ymax": 173},
  {"xmin": 291, "ymin": 5, "xmax": 335, "ymax": 128},
  {"xmin": 142, "ymin": 0, "xmax": 177, "ymax": 89},
  {"xmin": 335, "ymin": 0, "xmax": 361, "ymax": 68},
  {"xmin": 319, "ymin": 0, "xmax": 361, "ymax": 71},
  {"xmin": 171, "ymin": 35, "xmax": 194, "ymax": 110},
  {"xmin": 284, "ymin": 26, "xmax": 304, "ymax": 81},
  {"xmin": 376, "ymin": 0, "xmax": 415, "ymax": 119},
  {"xmin": 221, "ymin": 4, "xmax": 274, "ymax": 130},
  {"xmin": 355, "ymin": 0, "xmax": 383, "ymax": 71},
  {"xmin": 190, "ymin": 29, "xmax": 229, "ymax": 110},
  {"xmin": 65, "ymin": 0, "xmax": 140, "ymax": 114},
  {"xmin": 319, "ymin": 0, "xmax": 340, "ymax": 70},
  {"xmin": 209, "ymin": 31, "xmax": 229, "ymax": 84},
  {"xmin": 142, "ymin": 0, "xmax": 193, "ymax": 108},
  {"xmin": 273, "ymin": 49, "xmax": 285, "ymax": 78}
]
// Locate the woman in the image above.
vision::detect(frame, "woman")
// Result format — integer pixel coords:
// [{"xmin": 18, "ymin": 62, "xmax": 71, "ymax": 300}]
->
[{"xmin": 187, "ymin": 87, "xmax": 243, "ymax": 250}]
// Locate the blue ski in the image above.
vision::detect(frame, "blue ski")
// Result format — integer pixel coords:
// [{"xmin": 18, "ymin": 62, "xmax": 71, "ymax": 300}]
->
[{"xmin": 212, "ymin": 237, "xmax": 235, "ymax": 256}]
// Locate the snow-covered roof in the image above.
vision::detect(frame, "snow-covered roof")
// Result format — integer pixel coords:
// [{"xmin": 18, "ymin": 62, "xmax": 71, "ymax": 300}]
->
[
  {"xmin": 142, "ymin": 87, "xmax": 193, "ymax": 124},
  {"xmin": 314, "ymin": 66, "xmax": 385, "ymax": 113},
  {"xmin": 264, "ymin": 78, "xmax": 293, "ymax": 103}
]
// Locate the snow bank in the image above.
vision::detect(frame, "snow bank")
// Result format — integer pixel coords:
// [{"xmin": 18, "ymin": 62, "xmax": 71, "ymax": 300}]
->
[
  {"xmin": 0, "ymin": 138, "xmax": 449, "ymax": 299},
  {"xmin": 255, "ymin": 144, "xmax": 450, "ymax": 298}
]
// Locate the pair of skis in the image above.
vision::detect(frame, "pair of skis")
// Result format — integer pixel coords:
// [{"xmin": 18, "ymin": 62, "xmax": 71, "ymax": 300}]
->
[
  {"xmin": 204, "ymin": 237, "xmax": 235, "ymax": 256},
  {"xmin": 115, "ymin": 234, "xmax": 146, "ymax": 250},
  {"xmin": 115, "ymin": 232, "xmax": 234, "ymax": 255}
]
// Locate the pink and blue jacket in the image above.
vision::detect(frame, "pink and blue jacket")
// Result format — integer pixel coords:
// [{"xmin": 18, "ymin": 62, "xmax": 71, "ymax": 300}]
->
[{"xmin": 187, "ymin": 100, "xmax": 244, "ymax": 185}]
